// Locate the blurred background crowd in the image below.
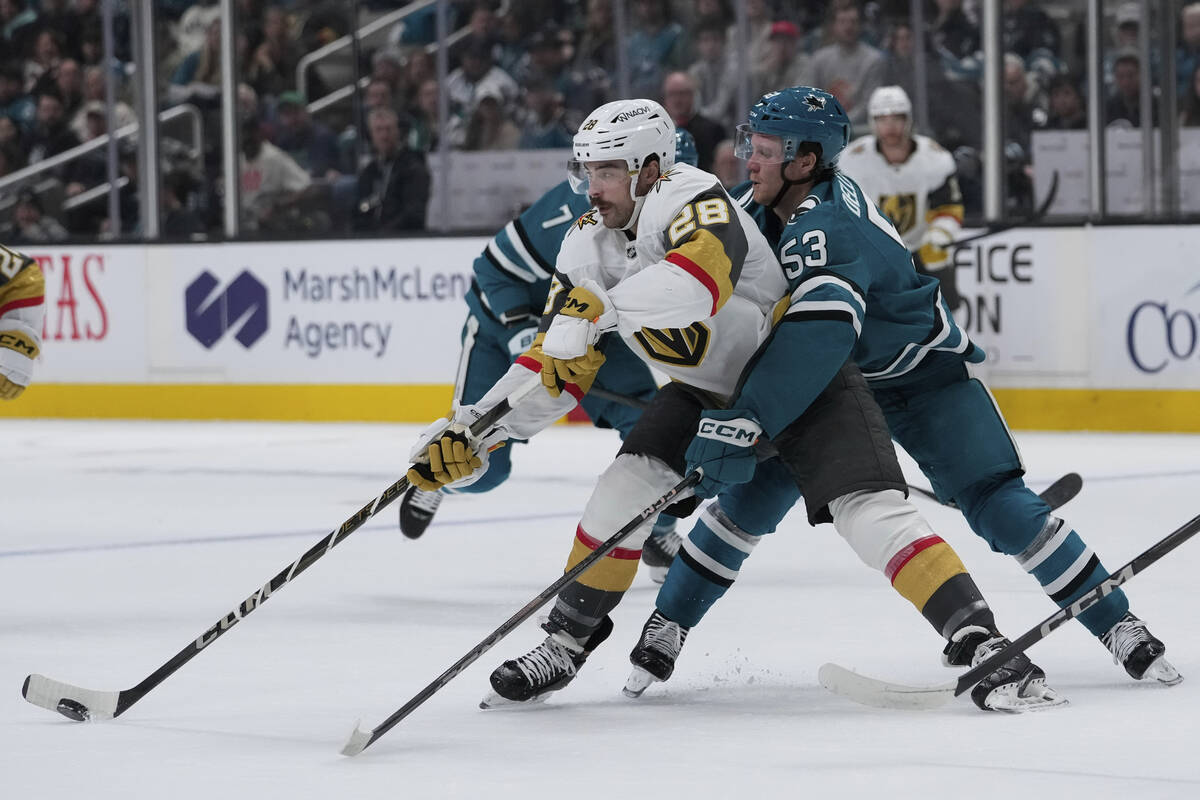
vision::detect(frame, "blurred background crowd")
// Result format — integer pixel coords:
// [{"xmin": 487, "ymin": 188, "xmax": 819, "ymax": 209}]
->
[{"xmin": 0, "ymin": 0, "xmax": 1198, "ymax": 241}]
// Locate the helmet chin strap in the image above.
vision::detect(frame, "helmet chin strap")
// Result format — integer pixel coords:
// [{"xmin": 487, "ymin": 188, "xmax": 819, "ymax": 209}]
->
[
  {"xmin": 620, "ymin": 193, "xmax": 647, "ymax": 231},
  {"xmin": 766, "ymin": 162, "xmax": 800, "ymax": 210}
]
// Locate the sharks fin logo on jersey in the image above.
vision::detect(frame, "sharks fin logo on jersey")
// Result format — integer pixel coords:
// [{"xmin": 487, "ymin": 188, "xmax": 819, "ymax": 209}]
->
[
  {"xmin": 804, "ymin": 94, "xmax": 826, "ymax": 111},
  {"xmin": 880, "ymin": 193, "xmax": 918, "ymax": 235},
  {"xmin": 633, "ymin": 322, "xmax": 710, "ymax": 367}
]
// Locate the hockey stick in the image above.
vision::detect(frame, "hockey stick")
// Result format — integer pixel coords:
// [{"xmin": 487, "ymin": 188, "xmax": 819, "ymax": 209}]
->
[
  {"xmin": 21, "ymin": 378, "xmax": 544, "ymax": 724},
  {"xmin": 950, "ymin": 170, "xmax": 1060, "ymax": 248},
  {"xmin": 340, "ymin": 469, "xmax": 704, "ymax": 756},
  {"xmin": 593, "ymin": 387, "xmax": 1082, "ymax": 513},
  {"xmin": 908, "ymin": 472, "xmax": 1082, "ymax": 513},
  {"xmin": 819, "ymin": 511, "xmax": 1200, "ymax": 710}
]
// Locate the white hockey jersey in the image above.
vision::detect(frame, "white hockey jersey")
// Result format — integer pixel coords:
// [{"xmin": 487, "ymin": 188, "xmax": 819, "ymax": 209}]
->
[
  {"xmin": 472, "ymin": 163, "xmax": 787, "ymax": 441},
  {"xmin": 838, "ymin": 134, "xmax": 963, "ymax": 252}
]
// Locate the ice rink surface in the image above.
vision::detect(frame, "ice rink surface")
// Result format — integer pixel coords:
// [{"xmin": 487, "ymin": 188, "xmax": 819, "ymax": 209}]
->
[{"xmin": 2, "ymin": 419, "xmax": 1198, "ymax": 799}]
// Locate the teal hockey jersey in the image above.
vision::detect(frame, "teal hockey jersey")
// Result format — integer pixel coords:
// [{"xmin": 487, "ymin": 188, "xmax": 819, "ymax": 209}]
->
[
  {"xmin": 466, "ymin": 180, "xmax": 591, "ymax": 329},
  {"xmin": 733, "ymin": 173, "xmax": 983, "ymax": 437}
]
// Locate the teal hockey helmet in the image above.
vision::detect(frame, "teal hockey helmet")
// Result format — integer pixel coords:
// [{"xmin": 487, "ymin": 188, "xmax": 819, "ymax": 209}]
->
[
  {"xmin": 674, "ymin": 128, "xmax": 699, "ymax": 167},
  {"xmin": 736, "ymin": 86, "xmax": 851, "ymax": 169}
]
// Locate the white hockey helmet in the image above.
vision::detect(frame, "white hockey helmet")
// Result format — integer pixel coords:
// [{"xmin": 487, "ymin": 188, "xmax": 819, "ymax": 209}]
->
[
  {"xmin": 568, "ymin": 99, "xmax": 676, "ymax": 198},
  {"xmin": 868, "ymin": 85, "xmax": 913, "ymax": 136}
]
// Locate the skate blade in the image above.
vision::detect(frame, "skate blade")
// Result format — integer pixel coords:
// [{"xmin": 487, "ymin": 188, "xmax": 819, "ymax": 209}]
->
[
  {"xmin": 1143, "ymin": 656, "xmax": 1184, "ymax": 687},
  {"xmin": 985, "ymin": 680, "xmax": 1069, "ymax": 713},
  {"xmin": 622, "ymin": 667, "xmax": 657, "ymax": 699},
  {"xmin": 478, "ymin": 690, "xmax": 552, "ymax": 710}
]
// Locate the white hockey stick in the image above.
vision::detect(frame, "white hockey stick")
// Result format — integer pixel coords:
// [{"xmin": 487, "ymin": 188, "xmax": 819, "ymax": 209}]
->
[{"xmin": 819, "ymin": 511, "xmax": 1200, "ymax": 710}]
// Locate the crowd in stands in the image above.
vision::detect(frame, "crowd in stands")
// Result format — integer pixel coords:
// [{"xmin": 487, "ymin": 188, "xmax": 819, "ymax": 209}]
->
[{"xmin": 2, "ymin": 0, "xmax": 1200, "ymax": 241}]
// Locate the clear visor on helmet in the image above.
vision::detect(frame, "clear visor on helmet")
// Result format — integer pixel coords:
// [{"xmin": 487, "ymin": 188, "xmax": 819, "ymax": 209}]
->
[
  {"xmin": 733, "ymin": 124, "xmax": 788, "ymax": 164},
  {"xmin": 567, "ymin": 158, "xmax": 638, "ymax": 195}
]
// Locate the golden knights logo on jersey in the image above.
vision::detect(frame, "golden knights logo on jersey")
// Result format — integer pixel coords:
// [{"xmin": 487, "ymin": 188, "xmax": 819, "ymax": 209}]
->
[
  {"xmin": 879, "ymin": 193, "xmax": 918, "ymax": 236},
  {"xmin": 633, "ymin": 322, "xmax": 710, "ymax": 367},
  {"xmin": 574, "ymin": 209, "xmax": 599, "ymax": 230},
  {"xmin": 653, "ymin": 167, "xmax": 678, "ymax": 193}
]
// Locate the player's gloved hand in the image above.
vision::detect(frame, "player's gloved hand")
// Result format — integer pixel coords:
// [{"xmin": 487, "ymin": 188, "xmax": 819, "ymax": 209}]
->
[
  {"xmin": 684, "ymin": 409, "xmax": 763, "ymax": 498},
  {"xmin": 518, "ymin": 332, "xmax": 602, "ymax": 398},
  {"xmin": 406, "ymin": 406, "xmax": 506, "ymax": 491},
  {"xmin": 0, "ymin": 321, "xmax": 41, "ymax": 401},
  {"xmin": 917, "ymin": 225, "xmax": 956, "ymax": 271},
  {"xmin": 540, "ymin": 279, "xmax": 616, "ymax": 395}
]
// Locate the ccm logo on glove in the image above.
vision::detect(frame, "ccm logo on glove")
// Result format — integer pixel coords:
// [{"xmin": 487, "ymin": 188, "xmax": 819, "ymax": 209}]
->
[
  {"xmin": 0, "ymin": 330, "xmax": 39, "ymax": 358},
  {"xmin": 697, "ymin": 418, "xmax": 761, "ymax": 446}
]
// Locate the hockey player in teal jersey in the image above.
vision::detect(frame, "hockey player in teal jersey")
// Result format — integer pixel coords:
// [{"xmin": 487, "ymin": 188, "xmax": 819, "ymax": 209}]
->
[
  {"xmin": 397, "ymin": 132, "xmax": 705, "ymax": 579},
  {"xmin": 634, "ymin": 87, "xmax": 1180, "ymax": 697}
]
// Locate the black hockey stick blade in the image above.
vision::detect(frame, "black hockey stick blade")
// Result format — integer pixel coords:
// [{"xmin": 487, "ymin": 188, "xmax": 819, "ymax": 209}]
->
[
  {"xmin": 820, "ymin": 511, "xmax": 1200, "ymax": 710},
  {"xmin": 22, "ymin": 379, "xmax": 542, "ymax": 724},
  {"xmin": 952, "ymin": 170, "xmax": 1060, "ymax": 248},
  {"xmin": 340, "ymin": 470, "xmax": 703, "ymax": 756},
  {"xmin": 909, "ymin": 471, "xmax": 1081, "ymax": 512}
]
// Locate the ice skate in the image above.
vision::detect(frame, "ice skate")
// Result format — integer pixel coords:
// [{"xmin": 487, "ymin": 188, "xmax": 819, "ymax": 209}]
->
[
  {"xmin": 624, "ymin": 610, "xmax": 689, "ymax": 698},
  {"xmin": 398, "ymin": 485, "xmax": 443, "ymax": 539},
  {"xmin": 640, "ymin": 519, "xmax": 682, "ymax": 584},
  {"xmin": 481, "ymin": 617, "xmax": 613, "ymax": 708},
  {"xmin": 1101, "ymin": 612, "xmax": 1182, "ymax": 686},
  {"xmin": 943, "ymin": 625, "xmax": 1067, "ymax": 712}
]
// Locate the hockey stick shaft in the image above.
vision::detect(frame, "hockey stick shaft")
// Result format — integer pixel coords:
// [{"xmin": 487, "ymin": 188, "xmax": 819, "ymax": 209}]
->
[
  {"xmin": 950, "ymin": 170, "xmax": 1059, "ymax": 247},
  {"xmin": 953, "ymin": 511, "xmax": 1200, "ymax": 697},
  {"xmin": 22, "ymin": 378, "xmax": 543, "ymax": 721},
  {"xmin": 341, "ymin": 470, "xmax": 703, "ymax": 756}
]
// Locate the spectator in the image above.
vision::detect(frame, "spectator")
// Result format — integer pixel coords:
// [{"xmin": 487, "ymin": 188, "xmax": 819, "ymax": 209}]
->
[
  {"xmin": 575, "ymin": 0, "xmax": 617, "ymax": 79},
  {"xmin": 808, "ymin": 1, "xmax": 886, "ymax": 131},
  {"xmin": 0, "ymin": 0, "xmax": 37, "ymax": 46},
  {"xmin": 735, "ymin": 0, "xmax": 773, "ymax": 75},
  {"xmin": 168, "ymin": 18, "xmax": 222, "ymax": 107},
  {"xmin": 370, "ymin": 46, "xmax": 406, "ymax": 99},
  {"xmin": 1043, "ymin": 73, "xmax": 1087, "ymax": 130},
  {"xmin": 31, "ymin": 0, "xmax": 82, "ymax": 59},
  {"xmin": 25, "ymin": 29, "xmax": 63, "ymax": 94},
  {"xmin": 754, "ymin": 21, "xmax": 809, "ymax": 104},
  {"xmin": 1, "ymin": 189, "xmax": 68, "ymax": 243},
  {"xmin": 627, "ymin": 0, "xmax": 685, "ymax": 99},
  {"xmin": 71, "ymin": 65, "xmax": 135, "ymax": 141},
  {"xmin": 1106, "ymin": 50, "xmax": 1158, "ymax": 128},
  {"xmin": 50, "ymin": 58, "xmax": 82, "ymax": 118},
  {"xmin": 881, "ymin": 20, "xmax": 916, "ymax": 100},
  {"xmin": 171, "ymin": 0, "xmax": 220, "ymax": 63},
  {"xmin": 1002, "ymin": 53, "xmax": 1040, "ymax": 215},
  {"xmin": 27, "ymin": 88, "xmax": 80, "ymax": 167},
  {"xmin": 463, "ymin": 91, "xmax": 520, "ymax": 151},
  {"xmin": 1104, "ymin": 2, "xmax": 1158, "ymax": 92},
  {"xmin": 1178, "ymin": 3, "xmax": 1200, "ymax": 99},
  {"xmin": 273, "ymin": 91, "xmax": 340, "ymax": 180},
  {"xmin": 400, "ymin": 49, "xmax": 435, "ymax": 106},
  {"xmin": 1181, "ymin": 63, "xmax": 1200, "ymax": 126},
  {"xmin": 246, "ymin": 5, "xmax": 302, "ymax": 97},
  {"xmin": 407, "ymin": 77, "xmax": 440, "ymax": 152},
  {"xmin": 710, "ymin": 138, "xmax": 741, "ymax": 188},
  {"xmin": 0, "ymin": 60, "xmax": 34, "ymax": 133},
  {"xmin": 239, "ymin": 115, "xmax": 312, "ymax": 233},
  {"xmin": 1002, "ymin": 0, "xmax": 1061, "ymax": 62},
  {"xmin": 661, "ymin": 70, "xmax": 724, "ymax": 171},
  {"xmin": 518, "ymin": 80, "xmax": 572, "ymax": 149},
  {"xmin": 354, "ymin": 106, "xmax": 430, "ymax": 232},
  {"xmin": 445, "ymin": 37, "xmax": 518, "ymax": 145},
  {"xmin": 688, "ymin": 17, "xmax": 736, "ymax": 130},
  {"xmin": 931, "ymin": 0, "xmax": 979, "ymax": 62},
  {"xmin": 0, "ymin": 116, "xmax": 23, "ymax": 162}
]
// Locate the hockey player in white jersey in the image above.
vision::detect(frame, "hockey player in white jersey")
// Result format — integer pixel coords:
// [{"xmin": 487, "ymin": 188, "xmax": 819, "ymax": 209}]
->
[
  {"xmin": 0, "ymin": 244, "xmax": 44, "ymax": 401},
  {"xmin": 402, "ymin": 98, "xmax": 788, "ymax": 705},
  {"xmin": 839, "ymin": 85, "xmax": 966, "ymax": 311}
]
